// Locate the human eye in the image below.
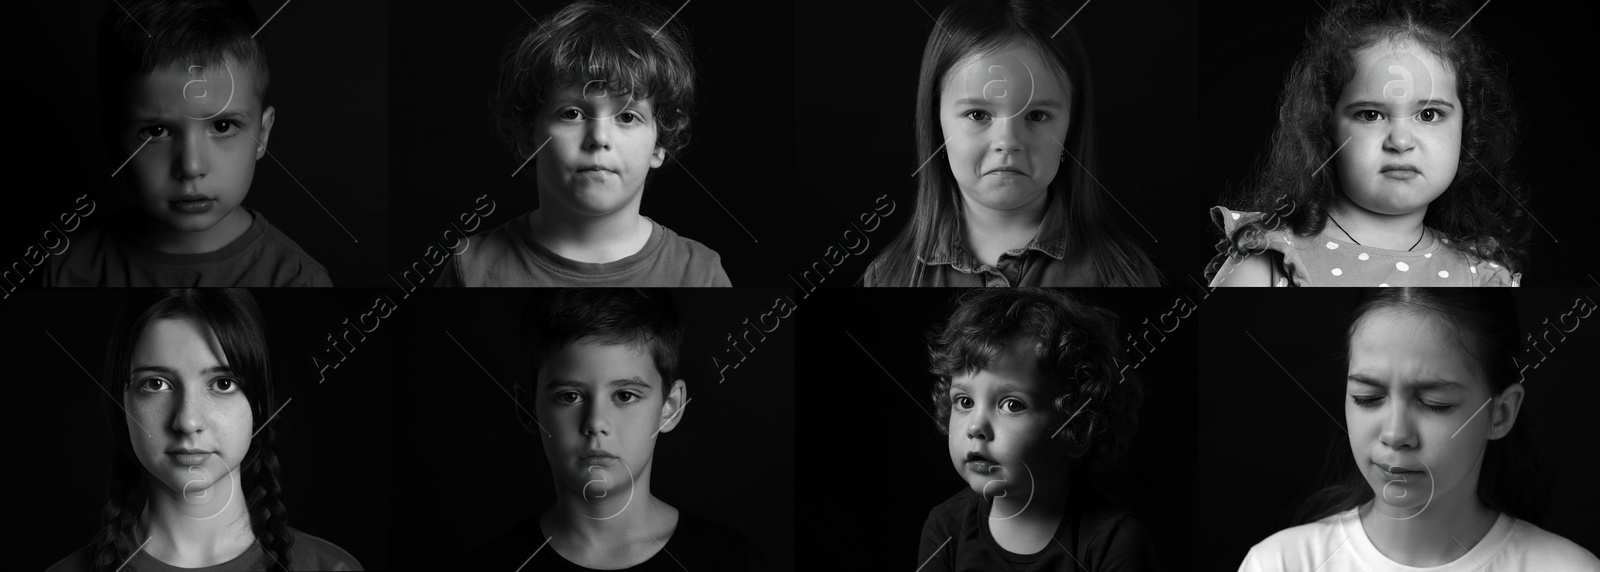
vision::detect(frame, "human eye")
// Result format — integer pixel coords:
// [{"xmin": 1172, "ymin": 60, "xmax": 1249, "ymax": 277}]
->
[
  {"xmin": 952, "ymin": 394, "xmax": 974, "ymax": 411},
  {"xmin": 1351, "ymin": 394, "xmax": 1384, "ymax": 408},
  {"xmin": 617, "ymin": 111, "xmax": 645, "ymax": 125},
  {"xmin": 1354, "ymin": 110, "xmax": 1383, "ymax": 122},
  {"xmin": 212, "ymin": 120, "xmax": 241, "ymax": 137},
  {"xmin": 999, "ymin": 397, "xmax": 1028, "ymax": 413},
  {"xmin": 1415, "ymin": 108, "xmax": 1445, "ymax": 123},
  {"xmin": 554, "ymin": 391, "xmax": 583, "ymax": 405},
  {"xmin": 557, "ymin": 108, "xmax": 584, "ymax": 121},
  {"xmin": 1417, "ymin": 397, "xmax": 1454, "ymax": 413},
  {"xmin": 211, "ymin": 377, "xmax": 242, "ymax": 394},
  {"xmin": 963, "ymin": 109, "xmax": 992, "ymax": 122},
  {"xmin": 614, "ymin": 390, "xmax": 643, "ymax": 404},
  {"xmin": 1026, "ymin": 110, "xmax": 1052, "ymax": 122},
  {"xmin": 138, "ymin": 125, "xmax": 171, "ymax": 139},
  {"xmin": 134, "ymin": 377, "xmax": 173, "ymax": 393}
]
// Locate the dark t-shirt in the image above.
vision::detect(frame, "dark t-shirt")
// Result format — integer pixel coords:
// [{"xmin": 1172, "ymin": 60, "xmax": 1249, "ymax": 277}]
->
[
  {"xmin": 434, "ymin": 212, "xmax": 731, "ymax": 287},
  {"xmin": 40, "ymin": 208, "xmax": 331, "ymax": 287},
  {"xmin": 46, "ymin": 528, "xmax": 362, "ymax": 572},
  {"xmin": 917, "ymin": 485, "xmax": 1157, "ymax": 572},
  {"xmin": 455, "ymin": 510, "xmax": 764, "ymax": 571}
]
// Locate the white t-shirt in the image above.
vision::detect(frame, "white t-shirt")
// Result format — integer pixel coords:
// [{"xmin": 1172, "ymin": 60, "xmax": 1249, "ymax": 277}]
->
[{"xmin": 1238, "ymin": 508, "xmax": 1599, "ymax": 571}]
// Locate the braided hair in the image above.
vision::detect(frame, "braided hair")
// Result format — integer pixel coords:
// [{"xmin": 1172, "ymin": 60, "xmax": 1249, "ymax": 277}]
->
[{"xmin": 87, "ymin": 289, "xmax": 293, "ymax": 571}]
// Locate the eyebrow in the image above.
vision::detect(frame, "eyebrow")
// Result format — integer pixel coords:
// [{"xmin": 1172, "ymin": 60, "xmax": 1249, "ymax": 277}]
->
[
  {"xmin": 130, "ymin": 109, "xmax": 252, "ymax": 125},
  {"xmin": 1347, "ymin": 374, "xmax": 1466, "ymax": 391},
  {"xmin": 544, "ymin": 377, "xmax": 655, "ymax": 391},
  {"xmin": 950, "ymin": 382, "xmax": 1034, "ymax": 396},
  {"xmin": 1342, "ymin": 99, "xmax": 1456, "ymax": 111},
  {"xmin": 129, "ymin": 364, "xmax": 234, "ymax": 377},
  {"xmin": 953, "ymin": 98, "xmax": 1066, "ymax": 110}
]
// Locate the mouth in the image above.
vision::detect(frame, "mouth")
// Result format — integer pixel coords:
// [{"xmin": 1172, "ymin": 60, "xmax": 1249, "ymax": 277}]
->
[
  {"xmin": 1379, "ymin": 164, "xmax": 1421, "ymax": 179},
  {"xmin": 169, "ymin": 195, "xmax": 217, "ymax": 213},
  {"xmin": 167, "ymin": 449, "xmax": 214, "ymax": 465},
  {"xmin": 576, "ymin": 166, "xmax": 617, "ymax": 174},
  {"xmin": 963, "ymin": 451, "xmax": 998, "ymax": 471},
  {"xmin": 984, "ymin": 167, "xmax": 1028, "ymax": 177},
  {"xmin": 1375, "ymin": 462, "xmax": 1424, "ymax": 477},
  {"xmin": 579, "ymin": 449, "xmax": 618, "ymax": 463}
]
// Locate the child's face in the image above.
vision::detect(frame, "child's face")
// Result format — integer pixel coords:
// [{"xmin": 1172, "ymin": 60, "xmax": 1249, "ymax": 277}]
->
[
  {"xmin": 1332, "ymin": 40, "xmax": 1461, "ymax": 216},
  {"xmin": 946, "ymin": 341, "xmax": 1067, "ymax": 500},
  {"xmin": 1345, "ymin": 311, "xmax": 1494, "ymax": 517},
  {"xmin": 533, "ymin": 83, "xmax": 665, "ymax": 217},
  {"xmin": 535, "ymin": 340, "xmax": 674, "ymax": 502},
  {"xmin": 939, "ymin": 40, "xmax": 1071, "ymax": 213},
  {"xmin": 116, "ymin": 54, "xmax": 273, "ymax": 233},
  {"xmin": 125, "ymin": 318, "xmax": 253, "ymax": 501}
]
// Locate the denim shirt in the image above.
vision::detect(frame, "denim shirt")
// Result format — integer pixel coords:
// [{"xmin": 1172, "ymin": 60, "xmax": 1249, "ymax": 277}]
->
[{"xmin": 863, "ymin": 195, "xmax": 1143, "ymax": 287}]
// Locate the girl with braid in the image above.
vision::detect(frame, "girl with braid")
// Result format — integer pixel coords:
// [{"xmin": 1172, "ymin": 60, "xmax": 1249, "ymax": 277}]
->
[{"xmin": 47, "ymin": 289, "xmax": 361, "ymax": 571}]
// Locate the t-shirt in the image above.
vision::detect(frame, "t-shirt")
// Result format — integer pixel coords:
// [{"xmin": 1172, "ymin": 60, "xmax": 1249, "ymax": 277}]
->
[
  {"xmin": 861, "ymin": 192, "xmax": 1158, "ymax": 287},
  {"xmin": 46, "ymin": 528, "xmax": 362, "ymax": 572},
  {"xmin": 434, "ymin": 212, "xmax": 731, "ymax": 287},
  {"xmin": 917, "ymin": 486, "xmax": 1158, "ymax": 571},
  {"xmin": 40, "ymin": 208, "xmax": 332, "ymax": 287},
  {"xmin": 1239, "ymin": 508, "xmax": 1600, "ymax": 571},
  {"xmin": 454, "ymin": 510, "xmax": 765, "ymax": 571},
  {"xmin": 1207, "ymin": 206, "xmax": 1519, "ymax": 287}
]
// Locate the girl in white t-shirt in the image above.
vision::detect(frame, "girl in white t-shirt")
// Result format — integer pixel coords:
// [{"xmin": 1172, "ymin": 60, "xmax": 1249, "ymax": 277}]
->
[{"xmin": 1239, "ymin": 288, "xmax": 1598, "ymax": 571}]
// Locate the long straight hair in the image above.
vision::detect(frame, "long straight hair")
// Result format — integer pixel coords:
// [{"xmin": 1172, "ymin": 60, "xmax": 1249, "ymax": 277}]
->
[
  {"xmin": 87, "ymin": 289, "xmax": 293, "ymax": 572},
  {"xmin": 1296, "ymin": 288, "xmax": 1547, "ymax": 526},
  {"xmin": 869, "ymin": 0, "xmax": 1156, "ymax": 287}
]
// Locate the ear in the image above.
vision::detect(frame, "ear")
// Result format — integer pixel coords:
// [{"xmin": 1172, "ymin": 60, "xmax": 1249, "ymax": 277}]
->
[
  {"xmin": 513, "ymin": 379, "xmax": 549, "ymax": 439},
  {"xmin": 655, "ymin": 379, "xmax": 688, "ymax": 436},
  {"xmin": 649, "ymin": 145, "xmax": 666, "ymax": 169},
  {"xmin": 255, "ymin": 105, "xmax": 276, "ymax": 161},
  {"xmin": 1487, "ymin": 382, "xmax": 1525, "ymax": 440}
]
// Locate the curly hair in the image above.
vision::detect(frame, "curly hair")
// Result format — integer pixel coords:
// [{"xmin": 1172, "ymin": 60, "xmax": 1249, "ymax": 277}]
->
[
  {"xmin": 1211, "ymin": 0, "xmax": 1531, "ymax": 278},
  {"xmin": 489, "ymin": 0, "xmax": 696, "ymax": 168},
  {"xmin": 87, "ymin": 289, "xmax": 293, "ymax": 572},
  {"xmin": 927, "ymin": 289, "xmax": 1142, "ymax": 468}
]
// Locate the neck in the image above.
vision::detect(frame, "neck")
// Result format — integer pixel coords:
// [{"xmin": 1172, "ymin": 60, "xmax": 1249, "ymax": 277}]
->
[
  {"xmin": 138, "ymin": 208, "xmax": 253, "ymax": 255},
  {"xmin": 138, "ymin": 466, "xmax": 256, "ymax": 568},
  {"xmin": 1327, "ymin": 195, "xmax": 1429, "ymax": 251},
  {"xmin": 1360, "ymin": 490, "xmax": 1499, "ymax": 567},
  {"xmin": 959, "ymin": 191, "xmax": 1050, "ymax": 264},
  {"xmin": 985, "ymin": 463, "xmax": 1070, "ymax": 554},
  {"xmin": 544, "ymin": 472, "xmax": 664, "ymax": 546},
  {"xmin": 527, "ymin": 203, "xmax": 649, "ymax": 264}
]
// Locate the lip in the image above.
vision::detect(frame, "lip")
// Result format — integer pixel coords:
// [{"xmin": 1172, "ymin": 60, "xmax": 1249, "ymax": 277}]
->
[
  {"xmin": 984, "ymin": 167, "xmax": 1028, "ymax": 177},
  {"xmin": 1375, "ymin": 462, "xmax": 1423, "ymax": 478},
  {"xmin": 1380, "ymin": 165, "xmax": 1421, "ymax": 180},
  {"xmin": 168, "ymin": 450, "xmax": 213, "ymax": 465},
  {"xmin": 575, "ymin": 166, "xmax": 617, "ymax": 174},
  {"xmin": 579, "ymin": 449, "xmax": 618, "ymax": 463},
  {"xmin": 170, "ymin": 196, "xmax": 216, "ymax": 213},
  {"xmin": 965, "ymin": 460, "xmax": 999, "ymax": 473}
]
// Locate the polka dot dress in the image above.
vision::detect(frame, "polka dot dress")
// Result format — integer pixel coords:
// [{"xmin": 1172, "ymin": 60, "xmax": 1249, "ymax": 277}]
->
[{"xmin": 1208, "ymin": 206, "xmax": 1522, "ymax": 287}]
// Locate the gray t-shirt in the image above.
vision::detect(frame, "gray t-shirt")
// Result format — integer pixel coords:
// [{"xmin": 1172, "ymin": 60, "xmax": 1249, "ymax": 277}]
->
[
  {"xmin": 435, "ymin": 212, "xmax": 731, "ymax": 287},
  {"xmin": 40, "ymin": 208, "xmax": 331, "ymax": 287},
  {"xmin": 47, "ymin": 528, "xmax": 362, "ymax": 572}
]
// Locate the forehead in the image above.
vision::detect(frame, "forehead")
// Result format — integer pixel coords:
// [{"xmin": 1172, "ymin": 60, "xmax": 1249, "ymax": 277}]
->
[
  {"xmin": 941, "ymin": 39, "xmax": 1071, "ymax": 106},
  {"xmin": 132, "ymin": 318, "xmax": 228, "ymax": 367},
  {"xmin": 540, "ymin": 339, "xmax": 660, "ymax": 386},
  {"xmin": 542, "ymin": 82, "xmax": 654, "ymax": 109},
  {"xmin": 1340, "ymin": 39, "xmax": 1457, "ymax": 104},
  {"xmin": 1348, "ymin": 310, "xmax": 1480, "ymax": 390},
  {"xmin": 951, "ymin": 340, "xmax": 1052, "ymax": 395},
  {"xmin": 127, "ymin": 54, "xmax": 261, "ymax": 121}
]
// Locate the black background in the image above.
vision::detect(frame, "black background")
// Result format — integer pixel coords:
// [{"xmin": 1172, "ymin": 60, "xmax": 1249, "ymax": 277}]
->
[
  {"xmin": 798, "ymin": 287, "xmax": 1201, "ymax": 569},
  {"xmin": 1198, "ymin": 0, "xmax": 1600, "ymax": 285},
  {"xmin": 386, "ymin": 1, "xmax": 797, "ymax": 288},
  {"xmin": 386, "ymin": 288, "xmax": 797, "ymax": 571},
  {"xmin": 6, "ymin": 288, "xmax": 391, "ymax": 571},
  {"xmin": 794, "ymin": 0, "xmax": 1200, "ymax": 287},
  {"xmin": 1198, "ymin": 288, "xmax": 1600, "ymax": 566},
  {"xmin": 3, "ymin": 1, "xmax": 389, "ymax": 287}
]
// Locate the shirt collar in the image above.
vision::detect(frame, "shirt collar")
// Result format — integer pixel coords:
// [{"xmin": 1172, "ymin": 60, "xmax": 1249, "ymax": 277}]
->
[{"xmin": 918, "ymin": 191, "xmax": 1071, "ymax": 269}]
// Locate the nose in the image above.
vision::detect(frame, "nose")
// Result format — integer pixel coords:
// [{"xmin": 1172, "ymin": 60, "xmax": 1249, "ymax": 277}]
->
[
  {"xmin": 1379, "ymin": 399, "xmax": 1418, "ymax": 450},
  {"xmin": 582, "ymin": 117, "xmax": 613, "ymax": 152},
  {"xmin": 173, "ymin": 129, "xmax": 209, "ymax": 180},
  {"xmin": 965, "ymin": 408, "xmax": 991, "ymax": 441},
  {"xmin": 172, "ymin": 384, "xmax": 207, "ymax": 435},
  {"xmin": 989, "ymin": 117, "xmax": 1023, "ymax": 157},
  {"xmin": 1383, "ymin": 119, "xmax": 1415, "ymax": 154},
  {"xmin": 581, "ymin": 401, "xmax": 611, "ymax": 438}
]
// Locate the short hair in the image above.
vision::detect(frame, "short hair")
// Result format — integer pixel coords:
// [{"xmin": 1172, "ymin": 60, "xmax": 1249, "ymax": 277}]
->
[
  {"xmin": 521, "ymin": 289, "xmax": 685, "ymax": 391},
  {"xmin": 97, "ymin": 0, "xmax": 270, "ymax": 121},
  {"xmin": 490, "ymin": 0, "xmax": 695, "ymax": 165},
  {"xmin": 928, "ymin": 289, "xmax": 1142, "ymax": 468}
]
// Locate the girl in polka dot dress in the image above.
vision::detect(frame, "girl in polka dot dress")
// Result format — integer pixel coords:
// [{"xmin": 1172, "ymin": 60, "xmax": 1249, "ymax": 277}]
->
[{"xmin": 1204, "ymin": 0, "xmax": 1529, "ymax": 287}]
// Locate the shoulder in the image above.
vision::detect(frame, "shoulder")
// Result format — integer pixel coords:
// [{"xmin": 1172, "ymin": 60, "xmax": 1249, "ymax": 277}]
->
[
  {"xmin": 44, "ymin": 545, "xmax": 92, "ymax": 572},
  {"xmin": 650, "ymin": 220, "xmax": 731, "ymax": 287},
  {"xmin": 1499, "ymin": 519, "xmax": 1600, "ymax": 568},
  {"xmin": 454, "ymin": 516, "xmax": 544, "ymax": 571},
  {"xmin": 253, "ymin": 212, "xmax": 333, "ymax": 286},
  {"xmin": 1239, "ymin": 512, "xmax": 1350, "ymax": 570},
  {"xmin": 287, "ymin": 528, "xmax": 363, "ymax": 571},
  {"xmin": 448, "ymin": 216, "xmax": 529, "ymax": 283},
  {"xmin": 42, "ymin": 208, "xmax": 129, "ymax": 287},
  {"xmin": 1441, "ymin": 237, "xmax": 1521, "ymax": 287},
  {"xmin": 672, "ymin": 509, "xmax": 764, "ymax": 566},
  {"xmin": 1207, "ymin": 206, "xmax": 1297, "ymax": 287},
  {"xmin": 924, "ymin": 488, "xmax": 981, "ymax": 528}
]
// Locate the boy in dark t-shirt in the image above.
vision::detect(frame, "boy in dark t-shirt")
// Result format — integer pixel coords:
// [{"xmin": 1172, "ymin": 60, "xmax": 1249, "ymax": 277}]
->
[
  {"xmin": 917, "ymin": 289, "xmax": 1157, "ymax": 571},
  {"xmin": 435, "ymin": 0, "xmax": 729, "ymax": 287},
  {"xmin": 457, "ymin": 289, "xmax": 761, "ymax": 571},
  {"xmin": 45, "ymin": 0, "xmax": 329, "ymax": 287}
]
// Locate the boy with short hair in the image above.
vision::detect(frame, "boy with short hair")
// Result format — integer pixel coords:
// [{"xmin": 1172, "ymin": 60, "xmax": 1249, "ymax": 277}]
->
[
  {"xmin": 457, "ymin": 288, "xmax": 760, "ymax": 570},
  {"xmin": 45, "ymin": 0, "xmax": 330, "ymax": 287},
  {"xmin": 435, "ymin": 0, "xmax": 730, "ymax": 287},
  {"xmin": 918, "ymin": 289, "xmax": 1156, "ymax": 571}
]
